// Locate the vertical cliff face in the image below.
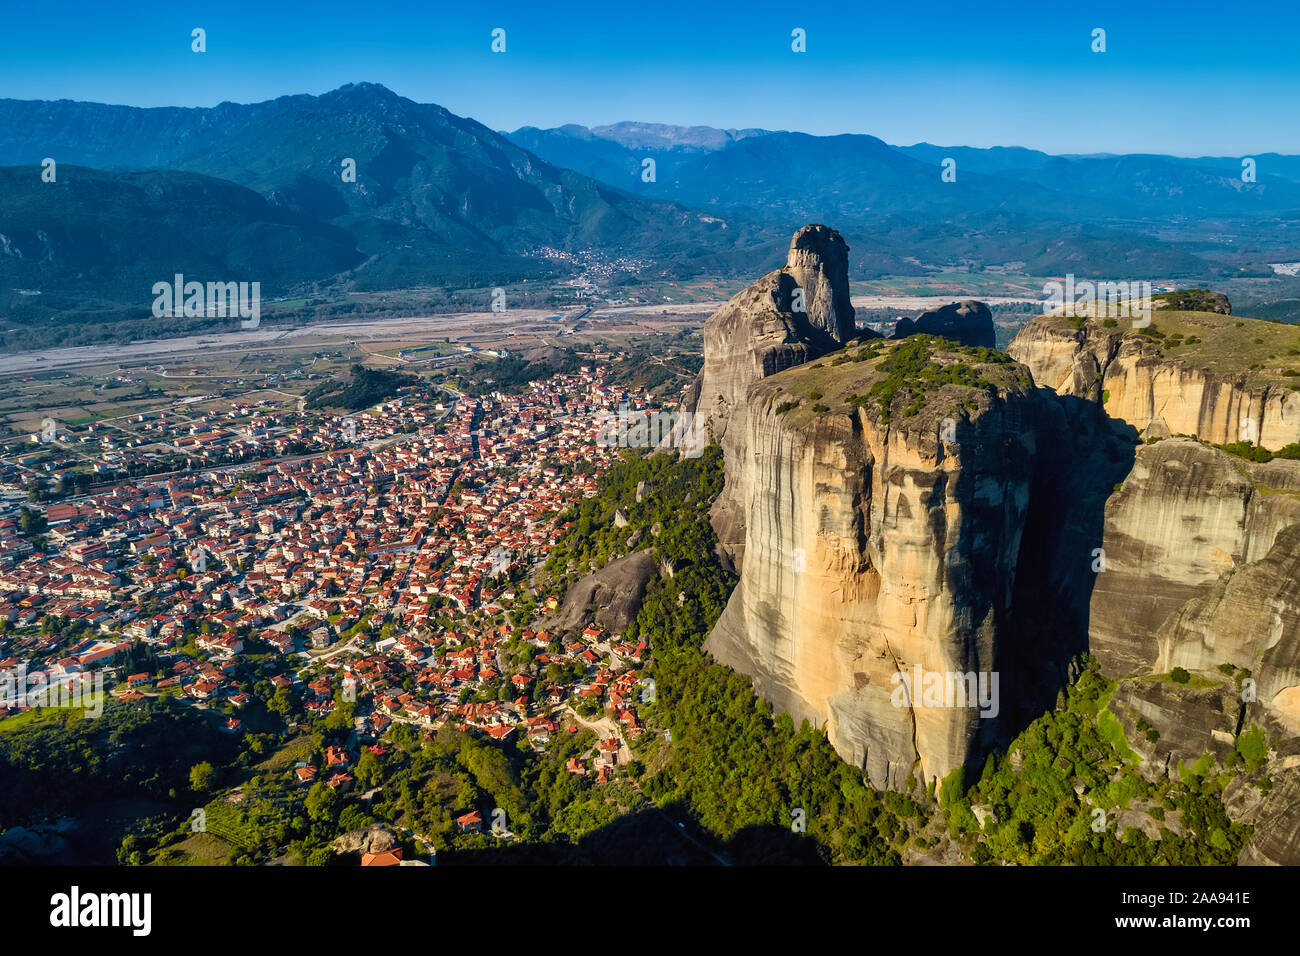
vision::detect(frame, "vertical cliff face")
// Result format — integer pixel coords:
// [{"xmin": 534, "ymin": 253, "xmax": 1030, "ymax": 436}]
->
[
  {"xmin": 703, "ymin": 335, "xmax": 1042, "ymax": 790},
  {"xmin": 1087, "ymin": 441, "xmax": 1300, "ymax": 746},
  {"xmin": 696, "ymin": 224, "xmax": 859, "ymax": 569},
  {"xmin": 1011, "ymin": 308, "xmax": 1300, "ymax": 862},
  {"xmin": 1088, "ymin": 440, "xmax": 1300, "ymax": 677},
  {"xmin": 1008, "ymin": 310, "xmax": 1300, "ymax": 449},
  {"xmin": 1160, "ymin": 522, "xmax": 1300, "ymax": 738},
  {"xmin": 1224, "ymin": 748, "xmax": 1300, "ymax": 866}
]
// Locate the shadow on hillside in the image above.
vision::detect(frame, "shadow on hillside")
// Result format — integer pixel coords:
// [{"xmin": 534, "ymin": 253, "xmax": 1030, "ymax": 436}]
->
[{"xmin": 438, "ymin": 803, "xmax": 826, "ymax": 866}]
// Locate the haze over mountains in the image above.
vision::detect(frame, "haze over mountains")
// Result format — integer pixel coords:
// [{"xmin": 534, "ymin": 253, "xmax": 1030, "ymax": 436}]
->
[
  {"xmin": 511, "ymin": 119, "xmax": 1300, "ymax": 217},
  {"xmin": 2, "ymin": 82, "xmax": 1299, "ymax": 350},
  {"xmin": 507, "ymin": 121, "xmax": 1300, "ymax": 247}
]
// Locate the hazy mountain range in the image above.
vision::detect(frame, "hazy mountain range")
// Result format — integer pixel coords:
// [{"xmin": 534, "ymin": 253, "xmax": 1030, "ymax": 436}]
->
[
  {"xmin": 0, "ymin": 83, "xmax": 766, "ymax": 289},
  {"xmin": 506, "ymin": 121, "xmax": 1300, "ymax": 237},
  {"xmin": 2, "ymin": 82, "xmax": 1299, "ymax": 349}
]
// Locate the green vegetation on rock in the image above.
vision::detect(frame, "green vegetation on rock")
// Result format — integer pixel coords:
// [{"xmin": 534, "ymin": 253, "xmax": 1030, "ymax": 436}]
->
[{"xmin": 940, "ymin": 659, "xmax": 1252, "ymax": 865}]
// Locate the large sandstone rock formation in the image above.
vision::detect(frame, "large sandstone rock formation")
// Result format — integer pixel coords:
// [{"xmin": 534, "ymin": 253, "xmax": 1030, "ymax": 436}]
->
[
  {"xmin": 1087, "ymin": 442, "xmax": 1300, "ymax": 750},
  {"xmin": 1086, "ymin": 441, "xmax": 1300, "ymax": 676},
  {"xmin": 892, "ymin": 300, "xmax": 995, "ymax": 349},
  {"xmin": 695, "ymin": 224, "xmax": 859, "ymax": 568},
  {"xmin": 1160, "ymin": 522, "xmax": 1300, "ymax": 739},
  {"xmin": 784, "ymin": 223, "xmax": 856, "ymax": 344},
  {"xmin": 1008, "ymin": 311, "xmax": 1300, "ymax": 449},
  {"xmin": 696, "ymin": 224, "xmax": 857, "ymax": 445},
  {"xmin": 1013, "ymin": 309, "xmax": 1300, "ymax": 733},
  {"xmin": 704, "ymin": 335, "xmax": 1043, "ymax": 790},
  {"xmin": 700, "ymin": 241, "xmax": 1300, "ymax": 839},
  {"xmin": 1010, "ymin": 309, "xmax": 1300, "ymax": 863}
]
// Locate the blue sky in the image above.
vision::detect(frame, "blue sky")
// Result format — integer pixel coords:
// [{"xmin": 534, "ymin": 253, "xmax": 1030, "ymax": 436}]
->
[{"xmin": 2, "ymin": 0, "xmax": 1297, "ymax": 155}]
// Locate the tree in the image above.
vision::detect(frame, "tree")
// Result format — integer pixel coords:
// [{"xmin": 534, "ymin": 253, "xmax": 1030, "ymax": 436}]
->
[
  {"xmin": 189, "ymin": 761, "xmax": 217, "ymax": 793},
  {"xmin": 323, "ymin": 695, "xmax": 355, "ymax": 732},
  {"xmin": 18, "ymin": 506, "xmax": 46, "ymax": 538},
  {"xmin": 268, "ymin": 687, "xmax": 294, "ymax": 716},
  {"xmin": 305, "ymin": 781, "xmax": 340, "ymax": 823},
  {"xmin": 355, "ymin": 750, "xmax": 382, "ymax": 789}
]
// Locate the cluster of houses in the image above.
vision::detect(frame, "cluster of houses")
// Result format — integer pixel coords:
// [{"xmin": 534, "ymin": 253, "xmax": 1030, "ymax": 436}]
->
[
  {"xmin": 295, "ymin": 617, "xmax": 649, "ymax": 781},
  {"xmin": 0, "ymin": 365, "xmax": 668, "ymax": 779}
]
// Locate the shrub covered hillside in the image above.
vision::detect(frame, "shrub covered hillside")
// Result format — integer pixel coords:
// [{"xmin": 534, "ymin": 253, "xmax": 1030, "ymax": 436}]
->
[
  {"xmin": 547, "ymin": 446, "xmax": 928, "ymax": 864},
  {"xmin": 556, "ymin": 446, "xmax": 1256, "ymax": 865},
  {"xmin": 940, "ymin": 659, "xmax": 1253, "ymax": 865}
]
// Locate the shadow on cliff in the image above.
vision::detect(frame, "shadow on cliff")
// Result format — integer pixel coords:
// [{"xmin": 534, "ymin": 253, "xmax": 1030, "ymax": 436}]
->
[
  {"xmin": 436, "ymin": 802, "xmax": 826, "ymax": 866},
  {"xmin": 995, "ymin": 391, "xmax": 1138, "ymax": 747}
]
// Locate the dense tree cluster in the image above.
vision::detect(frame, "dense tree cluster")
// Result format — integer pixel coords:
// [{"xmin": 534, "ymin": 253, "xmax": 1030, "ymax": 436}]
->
[
  {"xmin": 941, "ymin": 660, "xmax": 1253, "ymax": 865},
  {"xmin": 304, "ymin": 364, "xmax": 419, "ymax": 411},
  {"xmin": 0, "ymin": 699, "xmax": 237, "ymax": 831}
]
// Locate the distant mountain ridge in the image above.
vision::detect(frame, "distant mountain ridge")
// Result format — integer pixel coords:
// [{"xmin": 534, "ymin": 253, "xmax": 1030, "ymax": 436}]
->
[
  {"xmin": 0, "ymin": 83, "xmax": 764, "ymax": 282},
  {"xmin": 0, "ymin": 84, "xmax": 781, "ymax": 350},
  {"xmin": 4, "ymin": 83, "xmax": 1300, "ymax": 352},
  {"xmin": 588, "ymin": 122, "xmax": 771, "ymax": 151},
  {"xmin": 504, "ymin": 119, "xmax": 1300, "ymax": 280},
  {"xmin": 506, "ymin": 121, "xmax": 1300, "ymax": 219}
]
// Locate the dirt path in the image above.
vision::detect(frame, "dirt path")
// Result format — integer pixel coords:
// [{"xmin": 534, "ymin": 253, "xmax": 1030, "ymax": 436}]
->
[{"xmin": 552, "ymin": 704, "xmax": 632, "ymax": 765}]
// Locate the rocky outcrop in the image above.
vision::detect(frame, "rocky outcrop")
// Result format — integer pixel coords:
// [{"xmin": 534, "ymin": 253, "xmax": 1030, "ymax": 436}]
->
[
  {"xmin": 1106, "ymin": 677, "xmax": 1241, "ymax": 781},
  {"xmin": 784, "ymin": 224, "xmax": 856, "ymax": 344},
  {"xmin": 331, "ymin": 825, "xmax": 398, "ymax": 858},
  {"xmin": 704, "ymin": 337, "xmax": 1043, "ymax": 790},
  {"xmin": 696, "ymin": 224, "xmax": 857, "ymax": 447},
  {"xmin": 0, "ymin": 818, "xmax": 80, "ymax": 865},
  {"xmin": 551, "ymin": 550, "xmax": 658, "ymax": 635},
  {"xmin": 1008, "ymin": 312, "xmax": 1300, "ymax": 449},
  {"xmin": 1087, "ymin": 440, "xmax": 1300, "ymax": 676},
  {"xmin": 892, "ymin": 300, "xmax": 995, "ymax": 349},
  {"xmin": 1224, "ymin": 744, "xmax": 1300, "ymax": 865},
  {"xmin": 696, "ymin": 224, "xmax": 858, "ymax": 568}
]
